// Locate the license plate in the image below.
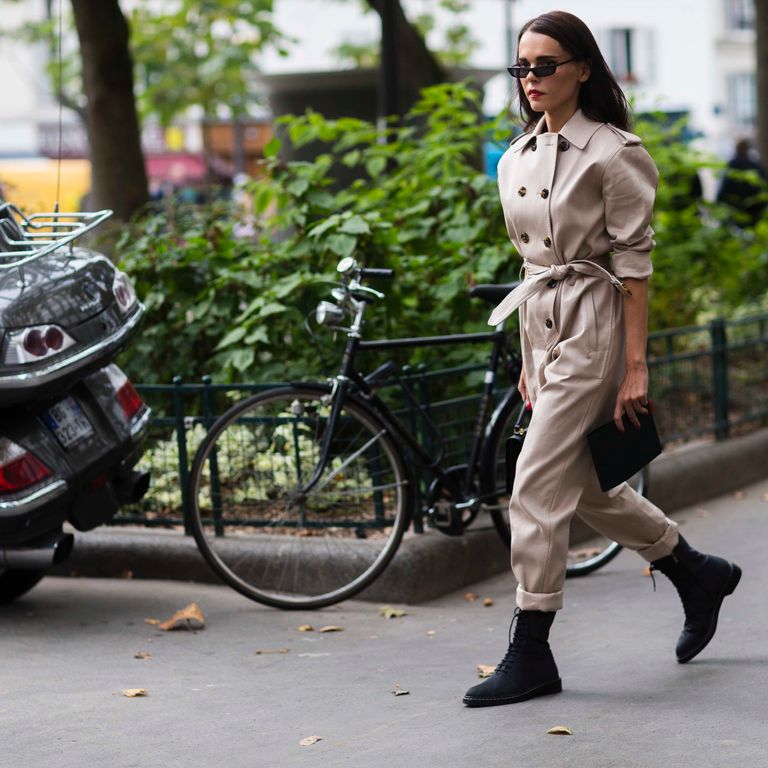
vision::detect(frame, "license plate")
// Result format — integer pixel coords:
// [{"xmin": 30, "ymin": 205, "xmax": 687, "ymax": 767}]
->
[{"xmin": 42, "ymin": 397, "xmax": 94, "ymax": 449}]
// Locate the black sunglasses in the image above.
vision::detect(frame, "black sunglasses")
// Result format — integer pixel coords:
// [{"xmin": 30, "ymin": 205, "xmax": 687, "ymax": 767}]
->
[{"xmin": 507, "ymin": 58, "xmax": 579, "ymax": 79}]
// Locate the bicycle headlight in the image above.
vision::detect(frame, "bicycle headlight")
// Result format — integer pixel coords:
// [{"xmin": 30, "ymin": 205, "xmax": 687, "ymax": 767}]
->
[{"xmin": 316, "ymin": 301, "xmax": 345, "ymax": 327}]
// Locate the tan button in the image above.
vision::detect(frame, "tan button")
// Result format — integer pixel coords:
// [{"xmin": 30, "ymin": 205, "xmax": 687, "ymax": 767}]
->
[
  {"xmin": 543, "ymin": 236, "xmax": 552, "ymax": 247},
  {"xmin": 540, "ymin": 189, "xmax": 549, "ymax": 199},
  {"xmin": 520, "ymin": 232, "xmax": 530, "ymax": 243},
  {"xmin": 545, "ymin": 319, "xmax": 553, "ymax": 329},
  {"xmin": 518, "ymin": 187, "xmax": 527, "ymax": 197}
]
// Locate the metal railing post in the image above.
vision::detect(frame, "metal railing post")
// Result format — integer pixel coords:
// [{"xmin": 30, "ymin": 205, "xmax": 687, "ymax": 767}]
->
[
  {"xmin": 172, "ymin": 376, "xmax": 191, "ymax": 533},
  {"xmin": 710, "ymin": 318, "xmax": 730, "ymax": 440},
  {"xmin": 200, "ymin": 375, "xmax": 224, "ymax": 537}
]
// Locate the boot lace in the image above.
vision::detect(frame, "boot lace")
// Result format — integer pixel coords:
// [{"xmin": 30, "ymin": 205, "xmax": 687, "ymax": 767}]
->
[{"xmin": 495, "ymin": 608, "xmax": 528, "ymax": 674}]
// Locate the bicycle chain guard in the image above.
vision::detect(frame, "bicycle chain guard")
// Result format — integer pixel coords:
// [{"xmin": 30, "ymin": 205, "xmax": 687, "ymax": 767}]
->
[{"xmin": 425, "ymin": 465, "xmax": 479, "ymax": 536}]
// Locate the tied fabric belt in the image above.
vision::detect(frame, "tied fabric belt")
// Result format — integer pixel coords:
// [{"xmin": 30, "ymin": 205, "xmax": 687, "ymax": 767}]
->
[{"xmin": 487, "ymin": 258, "xmax": 630, "ymax": 326}]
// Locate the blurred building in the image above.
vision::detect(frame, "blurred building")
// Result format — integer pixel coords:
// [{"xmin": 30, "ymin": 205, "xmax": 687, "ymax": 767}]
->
[{"xmin": 0, "ymin": 0, "xmax": 759, "ymax": 201}]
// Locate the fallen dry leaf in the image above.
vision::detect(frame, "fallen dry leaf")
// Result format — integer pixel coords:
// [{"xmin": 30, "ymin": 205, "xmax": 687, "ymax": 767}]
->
[
  {"xmin": 464, "ymin": 592, "xmax": 478, "ymax": 602},
  {"xmin": 426, "ymin": 630, "xmax": 436, "ymax": 637},
  {"xmin": 121, "ymin": 688, "xmax": 147, "ymax": 698},
  {"xmin": 477, "ymin": 664, "xmax": 496, "ymax": 679},
  {"xmin": 255, "ymin": 648, "xmax": 290, "ymax": 655},
  {"xmin": 144, "ymin": 618, "xmax": 160, "ymax": 626},
  {"xmin": 483, "ymin": 597, "xmax": 494, "ymax": 607},
  {"xmin": 643, "ymin": 566, "xmax": 652, "ymax": 577},
  {"xmin": 133, "ymin": 651, "xmax": 152, "ymax": 660},
  {"xmin": 298, "ymin": 624, "xmax": 315, "ymax": 632},
  {"xmin": 547, "ymin": 725, "xmax": 573, "ymax": 736},
  {"xmin": 379, "ymin": 606, "xmax": 406, "ymax": 619},
  {"xmin": 392, "ymin": 683, "xmax": 410, "ymax": 696},
  {"xmin": 318, "ymin": 625, "xmax": 344, "ymax": 633},
  {"xmin": 158, "ymin": 602, "xmax": 205, "ymax": 631},
  {"xmin": 299, "ymin": 735, "xmax": 322, "ymax": 747}
]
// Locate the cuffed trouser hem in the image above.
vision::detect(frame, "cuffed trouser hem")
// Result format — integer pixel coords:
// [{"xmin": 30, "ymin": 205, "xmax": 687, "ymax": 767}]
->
[
  {"xmin": 636, "ymin": 520, "xmax": 680, "ymax": 562},
  {"xmin": 516, "ymin": 585, "xmax": 563, "ymax": 612}
]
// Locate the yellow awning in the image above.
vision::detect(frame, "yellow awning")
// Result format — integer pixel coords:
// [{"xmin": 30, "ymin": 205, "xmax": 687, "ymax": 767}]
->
[{"xmin": 0, "ymin": 158, "xmax": 92, "ymax": 214}]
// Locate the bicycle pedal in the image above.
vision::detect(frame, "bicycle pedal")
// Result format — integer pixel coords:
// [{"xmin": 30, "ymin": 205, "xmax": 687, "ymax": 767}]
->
[{"xmin": 427, "ymin": 502, "xmax": 464, "ymax": 536}]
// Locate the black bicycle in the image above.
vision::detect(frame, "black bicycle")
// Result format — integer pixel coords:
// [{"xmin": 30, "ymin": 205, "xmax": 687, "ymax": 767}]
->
[{"xmin": 187, "ymin": 258, "xmax": 643, "ymax": 609}]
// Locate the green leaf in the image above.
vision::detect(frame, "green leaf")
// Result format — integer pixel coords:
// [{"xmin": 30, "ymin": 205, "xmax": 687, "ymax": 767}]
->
[
  {"xmin": 286, "ymin": 176, "xmax": 310, "ymax": 197},
  {"xmin": 263, "ymin": 136, "xmax": 281, "ymax": 158},
  {"xmin": 308, "ymin": 214, "xmax": 341, "ymax": 238},
  {"xmin": 245, "ymin": 326, "xmax": 269, "ymax": 344},
  {"xmin": 366, "ymin": 156, "xmax": 387, "ymax": 177},
  {"xmin": 326, "ymin": 233, "xmax": 357, "ymax": 258},
  {"xmin": 215, "ymin": 326, "xmax": 248, "ymax": 350},
  {"xmin": 338, "ymin": 215, "xmax": 370, "ymax": 235}
]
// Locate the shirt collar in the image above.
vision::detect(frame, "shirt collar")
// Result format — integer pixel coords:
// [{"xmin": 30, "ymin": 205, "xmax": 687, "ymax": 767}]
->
[{"xmin": 510, "ymin": 109, "xmax": 603, "ymax": 153}]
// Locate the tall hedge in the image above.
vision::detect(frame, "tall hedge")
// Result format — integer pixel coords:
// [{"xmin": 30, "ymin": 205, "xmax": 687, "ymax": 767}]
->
[{"xmin": 115, "ymin": 82, "xmax": 768, "ymax": 385}]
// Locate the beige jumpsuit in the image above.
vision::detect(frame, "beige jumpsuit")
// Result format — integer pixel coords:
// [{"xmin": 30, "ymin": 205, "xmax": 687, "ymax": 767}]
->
[{"xmin": 489, "ymin": 109, "xmax": 679, "ymax": 612}]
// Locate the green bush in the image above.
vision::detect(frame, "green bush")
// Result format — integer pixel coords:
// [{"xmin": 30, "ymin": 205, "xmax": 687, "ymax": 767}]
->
[{"xmin": 115, "ymin": 82, "xmax": 768, "ymax": 386}]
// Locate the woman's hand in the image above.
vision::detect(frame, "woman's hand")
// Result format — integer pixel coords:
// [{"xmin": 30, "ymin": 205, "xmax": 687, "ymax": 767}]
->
[
  {"xmin": 614, "ymin": 362, "xmax": 649, "ymax": 431},
  {"xmin": 616, "ymin": 277, "xmax": 650, "ymax": 432},
  {"xmin": 517, "ymin": 367, "xmax": 529, "ymax": 406}
]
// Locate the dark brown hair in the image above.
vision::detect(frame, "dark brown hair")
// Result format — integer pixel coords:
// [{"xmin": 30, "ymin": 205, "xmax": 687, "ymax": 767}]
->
[{"xmin": 515, "ymin": 11, "xmax": 631, "ymax": 131}]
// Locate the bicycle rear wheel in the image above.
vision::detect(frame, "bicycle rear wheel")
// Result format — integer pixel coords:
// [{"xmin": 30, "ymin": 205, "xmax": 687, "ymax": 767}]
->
[
  {"xmin": 483, "ymin": 403, "xmax": 648, "ymax": 577},
  {"xmin": 188, "ymin": 385, "xmax": 410, "ymax": 609}
]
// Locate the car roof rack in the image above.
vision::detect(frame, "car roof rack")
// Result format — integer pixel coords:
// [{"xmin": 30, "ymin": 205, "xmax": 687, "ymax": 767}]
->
[{"xmin": 0, "ymin": 202, "xmax": 113, "ymax": 270}]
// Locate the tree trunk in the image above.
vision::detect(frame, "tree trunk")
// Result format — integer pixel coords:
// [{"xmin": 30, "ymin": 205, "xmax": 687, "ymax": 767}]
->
[
  {"xmin": 757, "ymin": 0, "xmax": 768, "ymax": 166},
  {"xmin": 366, "ymin": 0, "xmax": 445, "ymax": 116},
  {"xmin": 71, "ymin": 0, "xmax": 148, "ymax": 219}
]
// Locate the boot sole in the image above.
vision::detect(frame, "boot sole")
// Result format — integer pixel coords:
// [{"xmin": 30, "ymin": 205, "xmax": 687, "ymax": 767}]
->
[
  {"xmin": 677, "ymin": 563, "xmax": 742, "ymax": 664},
  {"xmin": 462, "ymin": 678, "xmax": 562, "ymax": 707}
]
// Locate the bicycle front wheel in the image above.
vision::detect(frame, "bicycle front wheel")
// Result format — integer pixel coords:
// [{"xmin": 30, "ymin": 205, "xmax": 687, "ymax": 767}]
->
[
  {"xmin": 188, "ymin": 385, "xmax": 410, "ymax": 609},
  {"xmin": 483, "ymin": 403, "xmax": 649, "ymax": 578}
]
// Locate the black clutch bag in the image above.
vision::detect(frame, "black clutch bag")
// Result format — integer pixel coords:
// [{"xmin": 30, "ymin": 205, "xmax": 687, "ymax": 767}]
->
[
  {"xmin": 586, "ymin": 409, "xmax": 662, "ymax": 492},
  {"xmin": 505, "ymin": 403, "xmax": 530, "ymax": 493}
]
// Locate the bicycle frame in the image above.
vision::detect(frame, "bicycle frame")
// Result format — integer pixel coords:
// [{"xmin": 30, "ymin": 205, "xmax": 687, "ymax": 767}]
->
[{"xmin": 303, "ymin": 290, "xmax": 521, "ymax": 525}]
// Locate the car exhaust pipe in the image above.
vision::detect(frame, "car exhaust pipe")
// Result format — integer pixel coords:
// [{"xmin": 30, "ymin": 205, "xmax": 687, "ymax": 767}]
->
[
  {"xmin": 1, "ymin": 531, "xmax": 74, "ymax": 570},
  {"xmin": 114, "ymin": 469, "xmax": 150, "ymax": 505}
]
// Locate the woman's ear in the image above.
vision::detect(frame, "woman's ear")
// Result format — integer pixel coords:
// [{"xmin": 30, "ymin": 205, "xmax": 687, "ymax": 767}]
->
[{"xmin": 579, "ymin": 60, "xmax": 591, "ymax": 83}]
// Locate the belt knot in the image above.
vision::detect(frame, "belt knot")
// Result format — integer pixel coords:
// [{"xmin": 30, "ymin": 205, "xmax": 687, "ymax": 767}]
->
[{"xmin": 547, "ymin": 264, "xmax": 570, "ymax": 281}]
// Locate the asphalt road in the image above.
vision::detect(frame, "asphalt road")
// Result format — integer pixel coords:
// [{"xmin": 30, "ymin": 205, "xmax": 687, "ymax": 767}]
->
[{"xmin": 3, "ymin": 478, "xmax": 767, "ymax": 768}]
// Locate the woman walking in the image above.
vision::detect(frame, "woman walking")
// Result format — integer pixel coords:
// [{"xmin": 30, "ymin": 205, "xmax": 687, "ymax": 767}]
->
[{"xmin": 463, "ymin": 10, "xmax": 741, "ymax": 707}]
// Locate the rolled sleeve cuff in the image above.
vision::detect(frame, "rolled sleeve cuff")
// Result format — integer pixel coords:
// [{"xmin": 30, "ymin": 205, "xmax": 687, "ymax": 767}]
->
[{"xmin": 611, "ymin": 251, "xmax": 654, "ymax": 281}]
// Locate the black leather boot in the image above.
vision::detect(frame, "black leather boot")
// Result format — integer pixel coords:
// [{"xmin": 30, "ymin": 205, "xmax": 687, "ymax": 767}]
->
[
  {"xmin": 651, "ymin": 535, "xmax": 741, "ymax": 663},
  {"xmin": 462, "ymin": 608, "xmax": 562, "ymax": 707}
]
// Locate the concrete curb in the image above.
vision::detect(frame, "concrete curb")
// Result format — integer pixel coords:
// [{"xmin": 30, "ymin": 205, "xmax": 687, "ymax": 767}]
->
[{"xmin": 51, "ymin": 427, "xmax": 768, "ymax": 603}]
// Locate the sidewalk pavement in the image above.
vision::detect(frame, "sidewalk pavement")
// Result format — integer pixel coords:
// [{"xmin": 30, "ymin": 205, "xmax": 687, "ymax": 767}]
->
[
  {"xmin": 52, "ymin": 427, "xmax": 768, "ymax": 603},
  {"xmin": 7, "ymin": 476, "xmax": 767, "ymax": 768}
]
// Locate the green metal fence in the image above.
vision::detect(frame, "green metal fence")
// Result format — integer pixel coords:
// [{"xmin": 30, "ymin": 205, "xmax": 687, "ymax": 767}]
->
[{"xmin": 116, "ymin": 312, "xmax": 768, "ymax": 529}]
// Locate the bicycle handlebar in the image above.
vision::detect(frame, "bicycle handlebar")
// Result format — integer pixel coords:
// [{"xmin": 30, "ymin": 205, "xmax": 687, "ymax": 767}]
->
[{"xmin": 360, "ymin": 267, "xmax": 394, "ymax": 279}]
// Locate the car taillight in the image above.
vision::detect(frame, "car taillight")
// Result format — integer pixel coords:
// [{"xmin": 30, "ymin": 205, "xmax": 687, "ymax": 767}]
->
[
  {"xmin": 0, "ymin": 437, "xmax": 52, "ymax": 494},
  {"xmin": 1, "ymin": 324, "xmax": 77, "ymax": 365},
  {"xmin": 104, "ymin": 364, "xmax": 144, "ymax": 421}
]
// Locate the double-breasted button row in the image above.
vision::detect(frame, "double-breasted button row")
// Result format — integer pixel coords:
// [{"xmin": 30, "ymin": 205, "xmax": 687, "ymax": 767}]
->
[
  {"xmin": 519, "ymin": 233, "xmax": 552, "ymax": 247},
  {"xmin": 520, "ymin": 187, "xmax": 550, "ymax": 199}
]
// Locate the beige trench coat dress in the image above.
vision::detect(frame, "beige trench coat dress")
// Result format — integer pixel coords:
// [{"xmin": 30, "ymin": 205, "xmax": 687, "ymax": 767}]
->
[{"xmin": 490, "ymin": 109, "xmax": 679, "ymax": 612}]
